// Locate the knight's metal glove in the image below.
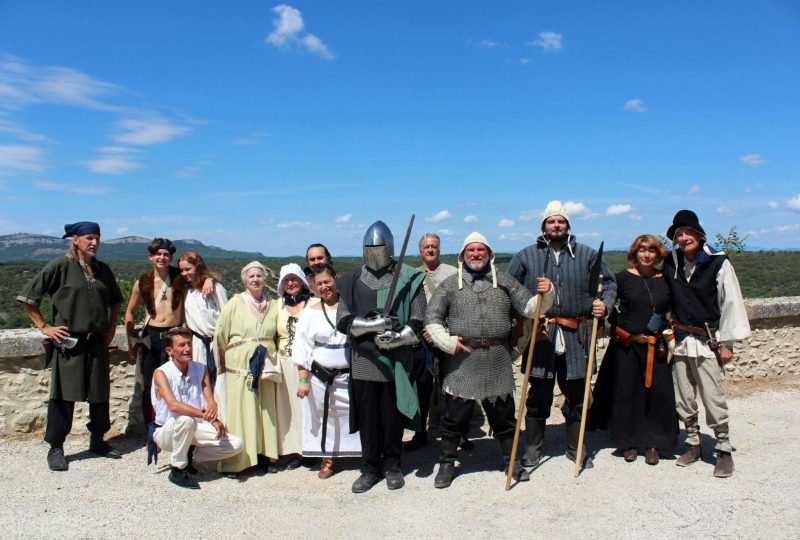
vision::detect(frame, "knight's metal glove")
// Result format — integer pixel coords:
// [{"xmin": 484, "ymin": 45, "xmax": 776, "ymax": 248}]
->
[
  {"xmin": 350, "ymin": 314, "xmax": 394, "ymax": 337},
  {"xmin": 374, "ymin": 325, "xmax": 418, "ymax": 350}
]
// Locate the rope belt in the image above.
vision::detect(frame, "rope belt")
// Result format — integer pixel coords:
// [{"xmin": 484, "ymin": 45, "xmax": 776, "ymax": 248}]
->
[
  {"xmin": 614, "ymin": 326, "xmax": 658, "ymax": 388},
  {"xmin": 224, "ymin": 366, "xmax": 274, "ymax": 379},
  {"xmin": 225, "ymin": 337, "xmax": 273, "ymax": 351},
  {"xmin": 310, "ymin": 360, "xmax": 350, "ymax": 453}
]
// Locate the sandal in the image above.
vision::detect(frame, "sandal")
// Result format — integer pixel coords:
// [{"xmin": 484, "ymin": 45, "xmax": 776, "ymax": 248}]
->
[{"xmin": 318, "ymin": 458, "xmax": 335, "ymax": 479}]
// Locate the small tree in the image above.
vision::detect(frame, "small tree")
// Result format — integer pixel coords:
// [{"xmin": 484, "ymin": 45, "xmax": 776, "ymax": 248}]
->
[{"xmin": 714, "ymin": 226, "xmax": 749, "ymax": 255}]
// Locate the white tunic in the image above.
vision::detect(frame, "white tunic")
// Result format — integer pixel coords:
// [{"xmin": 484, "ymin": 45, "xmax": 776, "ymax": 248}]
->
[
  {"xmin": 152, "ymin": 360, "xmax": 207, "ymax": 426},
  {"xmin": 292, "ymin": 305, "xmax": 361, "ymax": 457},
  {"xmin": 184, "ymin": 283, "xmax": 228, "ymax": 368}
]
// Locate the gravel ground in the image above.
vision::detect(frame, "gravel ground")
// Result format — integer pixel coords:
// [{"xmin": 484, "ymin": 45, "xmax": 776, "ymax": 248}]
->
[{"xmin": 1, "ymin": 380, "xmax": 798, "ymax": 539}]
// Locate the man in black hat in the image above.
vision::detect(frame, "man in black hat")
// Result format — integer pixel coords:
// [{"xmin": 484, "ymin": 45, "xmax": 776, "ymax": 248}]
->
[
  {"xmin": 663, "ymin": 210, "xmax": 751, "ymax": 478},
  {"xmin": 18, "ymin": 222, "xmax": 123, "ymax": 471}
]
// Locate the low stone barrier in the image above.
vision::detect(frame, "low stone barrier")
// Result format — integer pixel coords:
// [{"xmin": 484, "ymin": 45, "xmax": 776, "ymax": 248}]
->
[{"xmin": 1, "ymin": 296, "xmax": 798, "ymax": 436}]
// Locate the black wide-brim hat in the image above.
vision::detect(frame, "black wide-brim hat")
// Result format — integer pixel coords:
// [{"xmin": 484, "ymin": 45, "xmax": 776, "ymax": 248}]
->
[{"xmin": 667, "ymin": 209, "xmax": 705, "ymax": 240}]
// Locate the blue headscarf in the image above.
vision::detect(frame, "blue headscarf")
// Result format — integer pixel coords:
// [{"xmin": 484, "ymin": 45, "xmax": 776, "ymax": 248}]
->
[{"xmin": 62, "ymin": 221, "xmax": 100, "ymax": 239}]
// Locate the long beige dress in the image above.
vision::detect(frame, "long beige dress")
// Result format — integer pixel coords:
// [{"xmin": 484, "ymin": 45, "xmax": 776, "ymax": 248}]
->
[
  {"xmin": 214, "ymin": 294, "xmax": 280, "ymax": 473},
  {"xmin": 274, "ymin": 298, "xmax": 313, "ymax": 456}
]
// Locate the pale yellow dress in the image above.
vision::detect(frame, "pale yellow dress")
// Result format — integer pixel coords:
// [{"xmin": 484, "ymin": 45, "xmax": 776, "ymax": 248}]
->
[{"xmin": 215, "ymin": 294, "xmax": 279, "ymax": 473}]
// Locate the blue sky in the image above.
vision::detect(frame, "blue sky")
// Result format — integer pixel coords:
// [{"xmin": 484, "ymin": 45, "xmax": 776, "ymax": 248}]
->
[{"xmin": 1, "ymin": 1, "xmax": 798, "ymax": 255}]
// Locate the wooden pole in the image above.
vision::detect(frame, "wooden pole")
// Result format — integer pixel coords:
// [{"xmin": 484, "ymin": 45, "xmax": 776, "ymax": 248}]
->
[
  {"xmin": 574, "ymin": 278, "xmax": 604, "ymax": 477},
  {"xmin": 504, "ymin": 294, "xmax": 545, "ymax": 491}
]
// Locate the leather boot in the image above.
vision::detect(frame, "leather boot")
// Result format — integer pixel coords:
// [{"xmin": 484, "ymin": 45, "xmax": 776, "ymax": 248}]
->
[
  {"xmin": 521, "ymin": 419, "xmax": 545, "ymax": 467},
  {"xmin": 351, "ymin": 471, "xmax": 382, "ymax": 494},
  {"xmin": 434, "ymin": 462, "xmax": 456, "ymax": 489},
  {"xmin": 565, "ymin": 421, "xmax": 593, "ymax": 469},
  {"xmin": 499, "ymin": 437, "xmax": 530, "ymax": 482},
  {"xmin": 676, "ymin": 445, "xmax": 702, "ymax": 467},
  {"xmin": 713, "ymin": 451, "xmax": 734, "ymax": 478},
  {"xmin": 89, "ymin": 434, "xmax": 121, "ymax": 459},
  {"xmin": 47, "ymin": 446, "xmax": 68, "ymax": 471}
]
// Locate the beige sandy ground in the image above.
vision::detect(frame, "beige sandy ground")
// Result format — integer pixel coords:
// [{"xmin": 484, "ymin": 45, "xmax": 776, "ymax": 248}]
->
[{"xmin": 1, "ymin": 377, "xmax": 798, "ymax": 539}]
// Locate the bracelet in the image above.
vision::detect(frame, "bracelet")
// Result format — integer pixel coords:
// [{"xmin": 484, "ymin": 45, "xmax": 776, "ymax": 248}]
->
[{"xmin": 298, "ymin": 378, "xmax": 309, "ymax": 384}]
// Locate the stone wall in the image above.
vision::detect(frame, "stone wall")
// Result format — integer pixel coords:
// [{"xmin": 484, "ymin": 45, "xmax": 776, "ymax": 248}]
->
[{"xmin": 1, "ymin": 296, "xmax": 798, "ymax": 436}]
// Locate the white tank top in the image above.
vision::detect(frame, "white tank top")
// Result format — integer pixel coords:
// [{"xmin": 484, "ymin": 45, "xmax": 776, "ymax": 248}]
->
[{"xmin": 152, "ymin": 360, "xmax": 208, "ymax": 426}]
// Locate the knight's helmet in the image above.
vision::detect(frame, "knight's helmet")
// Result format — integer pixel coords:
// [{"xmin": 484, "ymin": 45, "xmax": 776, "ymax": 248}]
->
[{"xmin": 363, "ymin": 220, "xmax": 394, "ymax": 271}]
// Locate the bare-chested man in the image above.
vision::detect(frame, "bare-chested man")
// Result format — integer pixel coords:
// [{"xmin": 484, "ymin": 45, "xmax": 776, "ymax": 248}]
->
[{"xmin": 125, "ymin": 238, "xmax": 186, "ymax": 424}]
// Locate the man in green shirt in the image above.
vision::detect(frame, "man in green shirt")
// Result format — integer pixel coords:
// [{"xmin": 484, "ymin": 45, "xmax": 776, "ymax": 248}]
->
[{"xmin": 18, "ymin": 222, "xmax": 123, "ymax": 471}]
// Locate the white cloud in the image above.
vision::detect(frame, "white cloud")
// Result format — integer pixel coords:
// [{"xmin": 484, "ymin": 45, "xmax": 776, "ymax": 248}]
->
[
  {"xmin": 301, "ymin": 34, "xmax": 335, "ymax": 60},
  {"xmin": 629, "ymin": 214, "xmax": 643, "ymax": 221},
  {"xmin": 33, "ymin": 180, "xmax": 111, "ymax": 195},
  {"xmin": 624, "ymin": 99, "xmax": 647, "ymax": 113},
  {"xmin": 0, "ymin": 54, "xmax": 121, "ymax": 111},
  {"xmin": 0, "ymin": 144, "xmax": 46, "ymax": 175},
  {"xmin": 335, "ymin": 213, "xmax": 352, "ymax": 224},
  {"xmin": 233, "ymin": 132, "xmax": 271, "ymax": 146},
  {"xmin": 83, "ymin": 146, "xmax": 143, "ymax": 174},
  {"xmin": 478, "ymin": 40, "xmax": 506, "ymax": 48},
  {"xmin": 437, "ymin": 228, "xmax": 453, "ymax": 237},
  {"xmin": 740, "ymin": 154, "xmax": 766, "ymax": 165},
  {"xmin": 687, "ymin": 184, "xmax": 701, "ymax": 196},
  {"xmin": 463, "ymin": 214, "xmax": 479, "ymax": 223},
  {"xmin": 115, "ymin": 227, "xmax": 129, "ymax": 235},
  {"xmin": 277, "ymin": 220, "xmax": 312, "ymax": 229},
  {"xmin": 518, "ymin": 209, "xmax": 540, "ymax": 222},
  {"xmin": 716, "ymin": 206, "xmax": 735, "ymax": 216},
  {"xmin": 265, "ymin": 4, "xmax": 335, "ymax": 60},
  {"xmin": 563, "ymin": 201, "xmax": 597, "ymax": 219},
  {"xmin": 757, "ymin": 223, "xmax": 800, "ymax": 235},
  {"xmin": 526, "ymin": 31, "xmax": 563, "ymax": 52},
  {"xmin": 0, "ymin": 117, "xmax": 49, "ymax": 142},
  {"xmin": 426, "ymin": 210, "xmax": 451, "ymax": 223},
  {"xmin": 175, "ymin": 158, "xmax": 213, "ymax": 178},
  {"xmin": 498, "ymin": 218, "xmax": 515, "ymax": 227},
  {"xmin": 605, "ymin": 204, "xmax": 632, "ymax": 216},
  {"xmin": 768, "ymin": 201, "xmax": 780, "ymax": 209},
  {"xmin": 787, "ymin": 194, "xmax": 800, "ymax": 213},
  {"xmin": 113, "ymin": 115, "xmax": 190, "ymax": 145}
]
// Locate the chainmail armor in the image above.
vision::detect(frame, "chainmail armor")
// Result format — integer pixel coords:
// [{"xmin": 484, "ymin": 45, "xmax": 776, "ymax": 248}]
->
[{"xmin": 425, "ymin": 269, "xmax": 533, "ymax": 402}]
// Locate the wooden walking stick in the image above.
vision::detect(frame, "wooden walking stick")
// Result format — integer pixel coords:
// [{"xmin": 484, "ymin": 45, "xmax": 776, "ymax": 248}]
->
[
  {"xmin": 505, "ymin": 254, "xmax": 550, "ymax": 491},
  {"xmin": 574, "ymin": 273, "xmax": 605, "ymax": 477}
]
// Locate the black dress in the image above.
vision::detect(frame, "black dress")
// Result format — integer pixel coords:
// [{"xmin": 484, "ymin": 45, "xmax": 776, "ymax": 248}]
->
[{"xmin": 593, "ymin": 270, "xmax": 678, "ymax": 450}]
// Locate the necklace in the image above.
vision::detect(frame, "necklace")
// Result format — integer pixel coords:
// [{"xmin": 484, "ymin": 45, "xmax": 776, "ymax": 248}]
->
[{"xmin": 320, "ymin": 298, "xmax": 339, "ymax": 333}]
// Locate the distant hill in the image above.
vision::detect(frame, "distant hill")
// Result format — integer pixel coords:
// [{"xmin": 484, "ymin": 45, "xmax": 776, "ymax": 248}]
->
[{"xmin": 0, "ymin": 233, "xmax": 265, "ymax": 262}]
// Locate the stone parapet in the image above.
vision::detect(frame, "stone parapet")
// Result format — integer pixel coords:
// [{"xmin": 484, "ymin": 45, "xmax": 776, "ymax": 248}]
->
[{"xmin": 1, "ymin": 296, "xmax": 799, "ymax": 436}]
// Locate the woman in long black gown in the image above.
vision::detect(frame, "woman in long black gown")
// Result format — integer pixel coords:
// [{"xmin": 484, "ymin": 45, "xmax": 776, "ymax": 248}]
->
[{"xmin": 599, "ymin": 234, "xmax": 678, "ymax": 465}]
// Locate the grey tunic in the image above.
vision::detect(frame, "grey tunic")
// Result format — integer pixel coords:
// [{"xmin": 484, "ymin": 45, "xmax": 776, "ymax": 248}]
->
[
  {"xmin": 508, "ymin": 235, "xmax": 617, "ymax": 380},
  {"xmin": 425, "ymin": 269, "xmax": 532, "ymax": 402}
]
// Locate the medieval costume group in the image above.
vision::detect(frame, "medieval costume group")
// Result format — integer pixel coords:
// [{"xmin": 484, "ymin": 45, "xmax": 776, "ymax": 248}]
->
[{"xmin": 18, "ymin": 201, "xmax": 751, "ymax": 491}]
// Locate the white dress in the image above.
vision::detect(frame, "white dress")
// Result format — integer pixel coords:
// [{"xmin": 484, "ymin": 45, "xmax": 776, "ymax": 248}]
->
[
  {"xmin": 184, "ymin": 283, "xmax": 228, "ymax": 372},
  {"xmin": 292, "ymin": 305, "xmax": 361, "ymax": 458}
]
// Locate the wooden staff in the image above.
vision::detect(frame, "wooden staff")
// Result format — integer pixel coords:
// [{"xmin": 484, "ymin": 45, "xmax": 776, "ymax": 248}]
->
[
  {"xmin": 504, "ymin": 289, "xmax": 547, "ymax": 491},
  {"xmin": 574, "ymin": 277, "xmax": 604, "ymax": 477}
]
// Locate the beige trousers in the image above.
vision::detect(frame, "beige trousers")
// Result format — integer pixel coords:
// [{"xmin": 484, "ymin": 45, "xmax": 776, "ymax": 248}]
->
[
  {"xmin": 671, "ymin": 355, "xmax": 732, "ymax": 452},
  {"xmin": 154, "ymin": 415, "xmax": 244, "ymax": 469}
]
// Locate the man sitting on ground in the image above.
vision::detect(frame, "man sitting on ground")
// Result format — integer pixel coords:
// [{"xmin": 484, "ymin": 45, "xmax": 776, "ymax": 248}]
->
[{"xmin": 152, "ymin": 327, "xmax": 243, "ymax": 489}]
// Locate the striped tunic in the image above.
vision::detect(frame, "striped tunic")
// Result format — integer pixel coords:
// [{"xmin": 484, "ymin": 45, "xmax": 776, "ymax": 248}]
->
[{"xmin": 508, "ymin": 235, "xmax": 617, "ymax": 380}]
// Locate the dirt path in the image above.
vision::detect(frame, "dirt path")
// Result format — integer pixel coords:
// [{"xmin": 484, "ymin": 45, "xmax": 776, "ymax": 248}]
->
[{"xmin": 1, "ymin": 378, "xmax": 798, "ymax": 539}]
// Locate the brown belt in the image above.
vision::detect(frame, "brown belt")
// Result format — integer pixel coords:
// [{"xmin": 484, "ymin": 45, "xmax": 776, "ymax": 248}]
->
[
  {"xmin": 548, "ymin": 317, "xmax": 584, "ymax": 330},
  {"xmin": 670, "ymin": 320, "xmax": 717, "ymax": 337},
  {"xmin": 462, "ymin": 338, "xmax": 508, "ymax": 348},
  {"xmin": 614, "ymin": 326, "xmax": 658, "ymax": 389}
]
